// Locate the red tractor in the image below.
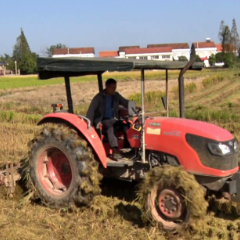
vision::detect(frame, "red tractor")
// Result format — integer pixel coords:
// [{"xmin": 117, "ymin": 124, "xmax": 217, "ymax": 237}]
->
[{"xmin": 0, "ymin": 57, "xmax": 239, "ymax": 230}]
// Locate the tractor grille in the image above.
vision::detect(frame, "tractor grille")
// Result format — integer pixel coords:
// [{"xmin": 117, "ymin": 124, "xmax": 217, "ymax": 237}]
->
[{"xmin": 185, "ymin": 134, "xmax": 238, "ymax": 171}]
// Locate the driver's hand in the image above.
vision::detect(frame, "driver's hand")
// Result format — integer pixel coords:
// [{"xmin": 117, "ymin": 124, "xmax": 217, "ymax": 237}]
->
[{"xmin": 136, "ymin": 106, "xmax": 142, "ymax": 111}]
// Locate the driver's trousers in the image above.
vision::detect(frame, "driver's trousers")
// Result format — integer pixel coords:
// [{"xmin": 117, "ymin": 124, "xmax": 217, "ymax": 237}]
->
[{"xmin": 102, "ymin": 118, "xmax": 118, "ymax": 148}]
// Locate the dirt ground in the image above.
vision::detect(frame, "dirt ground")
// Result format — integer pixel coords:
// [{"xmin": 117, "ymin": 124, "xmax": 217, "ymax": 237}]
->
[{"xmin": 0, "ymin": 78, "xmax": 204, "ymax": 108}]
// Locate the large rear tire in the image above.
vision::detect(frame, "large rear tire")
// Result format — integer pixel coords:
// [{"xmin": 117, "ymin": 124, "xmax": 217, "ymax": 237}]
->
[
  {"xmin": 23, "ymin": 123, "xmax": 102, "ymax": 208},
  {"xmin": 137, "ymin": 165, "xmax": 208, "ymax": 231}
]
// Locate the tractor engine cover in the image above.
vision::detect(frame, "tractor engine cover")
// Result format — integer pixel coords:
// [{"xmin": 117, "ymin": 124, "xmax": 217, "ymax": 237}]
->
[{"xmin": 144, "ymin": 117, "xmax": 239, "ymax": 177}]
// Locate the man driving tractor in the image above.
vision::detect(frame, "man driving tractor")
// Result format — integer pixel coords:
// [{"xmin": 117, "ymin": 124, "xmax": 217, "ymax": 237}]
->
[{"xmin": 86, "ymin": 78, "xmax": 141, "ymax": 161}]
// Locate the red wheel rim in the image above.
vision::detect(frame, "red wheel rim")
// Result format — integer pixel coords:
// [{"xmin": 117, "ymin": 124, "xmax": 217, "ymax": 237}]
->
[
  {"xmin": 148, "ymin": 186, "xmax": 187, "ymax": 230},
  {"xmin": 37, "ymin": 147, "xmax": 72, "ymax": 196},
  {"xmin": 158, "ymin": 189, "xmax": 184, "ymax": 219}
]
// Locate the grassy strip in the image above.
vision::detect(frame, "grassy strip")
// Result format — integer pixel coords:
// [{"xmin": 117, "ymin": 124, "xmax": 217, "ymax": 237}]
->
[
  {"xmin": 0, "ymin": 68, "xmax": 234, "ymax": 90},
  {"xmin": 202, "ymin": 75, "xmax": 224, "ymax": 88},
  {"xmin": 0, "ymin": 110, "xmax": 41, "ymax": 124}
]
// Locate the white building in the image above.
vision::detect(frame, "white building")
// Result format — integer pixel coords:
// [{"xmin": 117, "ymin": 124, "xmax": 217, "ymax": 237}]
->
[
  {"xmin": 52, "ymin": 48, "xmax": 95, "ymax": 58},
  {"xmin": 191, "ymin": 39, "xmax": 217, "ymax": 59},
  {"xmin": 118, "ymin": 46, "xmax": 140, "ymax": 58},
  {"xmin": 148, "ymin": 43, "xmax": 190, "ymax": 60},
  {"xmin": 121, "ymin": 47, "xmax": 173, "ymax": 61}
]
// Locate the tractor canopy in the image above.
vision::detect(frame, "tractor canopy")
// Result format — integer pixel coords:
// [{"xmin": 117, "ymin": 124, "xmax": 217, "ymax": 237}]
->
[
  {"xmin": 36, "ymin": 57, "xmax": 203, "ymax": 118},
  {"xmin": 37, "ymin": 57, "xmax": 203, "ymax": 80}
]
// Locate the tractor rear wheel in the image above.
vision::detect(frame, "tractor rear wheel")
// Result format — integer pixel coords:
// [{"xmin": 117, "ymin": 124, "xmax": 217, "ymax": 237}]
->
[
  {"xmin": 138, "ymin": 165, "xmax": 208, "ymax": 231},
  {"xmin": 25, "ymin": 123, "xmax": 102, "ymax": 208}
]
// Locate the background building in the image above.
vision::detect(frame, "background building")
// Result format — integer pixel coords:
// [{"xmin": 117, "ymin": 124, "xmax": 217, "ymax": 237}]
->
[
  {"xmin": 121, "ymin": 47, "xmax": 173, "ymax": 61},
  {"xmin": 118, "ymin": 46, "xmax": 140, "ymax": 58},
  {"xmin": 52, "ymin": 48, "xmax": 95, "ymax": 58},
  {"xmin": 191, "ymin": 38, "xmax": 217, "ymax": 59},
  {"xmin": 0, "ymin": 61, "xmax": 6, "ymax": 76},
  {"xmin": 99, "ymin": 51, "xmax": 119, "ymax": 58},
  {"xmin": 147, "ymin": 43, "xmax": 190, "ymax": 60}
]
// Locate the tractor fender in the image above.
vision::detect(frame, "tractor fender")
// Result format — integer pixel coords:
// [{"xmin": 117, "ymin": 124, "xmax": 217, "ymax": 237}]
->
[{"xmin": 37, "ymin": 113, "xmax": 107, "ymax": 168}]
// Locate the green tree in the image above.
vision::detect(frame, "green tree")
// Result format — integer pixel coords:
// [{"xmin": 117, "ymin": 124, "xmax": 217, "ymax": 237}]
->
[
  {"xmin": 215, "ymin": 52, "xmax": 225, "ymax": 63},
  {"xmin": 13, "ymin": 28, "xmax": 31, "ymax": 62},
  {"xmin": 191, "ymin": 54, "xmax": 202, "ymax": 62},
  {"xmin": 218, "ymin": 20, "xmax": 239, "ymax": 67},
  {"xmin": 45, "ymin": 43, "xmax": 67, "ymax": 57},
  {"xmin": 178, "ymin": 56, "xmax": 188, "ymax": 61},
  {"xmin": 12, "ymin": 28, "xmax": 37, "ymax": 74},
  {"xmin": 11, "ymin": 28, "xmax": 39, "ymax": 74},
  {"xmin": 216, "ymin": 52, "xmax": 237, "ymax": 68},
  {"xmin": 209, "ymin": 54, "xmax": 216, "ymax": 66},
  {"xmin": 218, "ymin": 21, "xmax": 232, "ymax": 53},
  {"xmin": 21, "ymin": 52, "xmax": 39, "ymax": 74},
  {"xmin": 231, "ymin": 18, "xmax": 240, "ymax": 54}
]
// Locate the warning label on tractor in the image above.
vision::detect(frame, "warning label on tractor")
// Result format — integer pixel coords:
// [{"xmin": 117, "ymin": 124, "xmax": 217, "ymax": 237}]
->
[{"xmin": 146, "ymin": 127, "xmax": 161, "ymax": 135}]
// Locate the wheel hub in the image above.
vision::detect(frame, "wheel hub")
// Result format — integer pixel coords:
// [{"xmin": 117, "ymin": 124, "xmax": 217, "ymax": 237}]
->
[
  {"xmin": 158, "ymin": 189, "xmax": 184, "ymax": 219},
  {"xmin": 37, "ymin": 147, "xmax": 72, "ymax": 196},
  {"xmin": 60, "ymin": 162, "xmax": 71, "ymax": 175}
]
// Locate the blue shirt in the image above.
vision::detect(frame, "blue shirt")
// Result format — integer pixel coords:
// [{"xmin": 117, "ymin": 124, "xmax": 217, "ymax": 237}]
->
[{"xmin": 104, "ymin": 94, "xmax": 113, "ymax": 119}]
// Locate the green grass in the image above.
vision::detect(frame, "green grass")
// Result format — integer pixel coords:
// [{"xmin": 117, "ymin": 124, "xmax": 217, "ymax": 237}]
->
[
  {"xmin": 0, "ymin": 110, "xmax": 41, "ymax": 124},
  {"xmin": 202, "ymin": 75, "xmax": 224, "ymax": 88},
  {"xmin": 128, "ymin": 90, "xmax": 165, "ymax": 107}
]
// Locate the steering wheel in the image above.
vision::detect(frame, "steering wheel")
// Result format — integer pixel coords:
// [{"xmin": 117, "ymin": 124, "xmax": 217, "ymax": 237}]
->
[{"xmin": 135, "ymin": 106, "xmax": 142, "ymax": 114}]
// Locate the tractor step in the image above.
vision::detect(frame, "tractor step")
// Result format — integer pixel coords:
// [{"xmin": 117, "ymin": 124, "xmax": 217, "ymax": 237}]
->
[
  {"xmin": 119, "ymin": 148, "xmax": 132, "ymax": 153},
  {"xmin": 107, "ymin": 158, "xmax": 134, "ymax": 167}
]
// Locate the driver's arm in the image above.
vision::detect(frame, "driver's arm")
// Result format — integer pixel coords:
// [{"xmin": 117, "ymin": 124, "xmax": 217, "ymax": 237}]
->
[{"xmin": 118, "ymin": 93, "xmax": 129, "ymax": 109}]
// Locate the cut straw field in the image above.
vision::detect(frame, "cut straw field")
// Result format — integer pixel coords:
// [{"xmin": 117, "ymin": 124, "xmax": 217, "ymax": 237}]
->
[{"xmin": 1, "ymin": 68, "xmax": 240, "ymax": 240}]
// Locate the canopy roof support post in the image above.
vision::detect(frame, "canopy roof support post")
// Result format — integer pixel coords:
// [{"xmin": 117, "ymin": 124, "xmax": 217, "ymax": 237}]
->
[
  {"xmin": 178, "ymin": 57, "xmax": 197, "ymax": 118},
  {"xmin": 166, "ymin": 69, "xmax": 169, "ymax": 117},
  {"xmin": 141, "ymin": 69, "xmax": 146, "ymax": 163},
  {"xmin": 178, "ymin": 76, "xmax": 185, "ymax": 118},
  {"xmin": 97, "ymin": 73, "xmax": 103, "ymax": 92},
  {"xmin": 64, "ymin": 76, "xmax": 74, "ymax": 114}
]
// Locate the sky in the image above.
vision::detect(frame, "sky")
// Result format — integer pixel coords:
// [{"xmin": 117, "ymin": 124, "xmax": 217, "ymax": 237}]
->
[{"xmin": 1, "ymin": 0, "xmax": 240, "ymax": 57}]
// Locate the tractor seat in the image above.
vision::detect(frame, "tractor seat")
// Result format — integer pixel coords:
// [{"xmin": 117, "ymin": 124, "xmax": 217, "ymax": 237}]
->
[{"xmin": 95, "ymin": 121, "xmax": 126, "ymax": 143}]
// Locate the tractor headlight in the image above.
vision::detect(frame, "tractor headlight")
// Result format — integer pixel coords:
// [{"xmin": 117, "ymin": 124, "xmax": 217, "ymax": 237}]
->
[
  {"xmin": 208, "ymin": 143, "xmax": 231, "ymax": 156},
  {"xmin": 234, "ymin": 141, "xmax": 239, "ymax": 152}
]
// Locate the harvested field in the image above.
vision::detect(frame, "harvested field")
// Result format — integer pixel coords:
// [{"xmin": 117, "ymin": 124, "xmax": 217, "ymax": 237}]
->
[
  {"xmin": 0, "ymin": 69, "xmax": 240, "ymax": 239},
  {"xmin": 0, "ymin": 78, "xmax": 204, "ymax": 111}
]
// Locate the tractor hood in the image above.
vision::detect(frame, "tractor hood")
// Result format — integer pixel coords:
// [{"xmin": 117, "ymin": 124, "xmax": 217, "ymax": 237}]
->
[{"xmin": 146, "ymin": 117, "xmax": 233, "ymax": 142}]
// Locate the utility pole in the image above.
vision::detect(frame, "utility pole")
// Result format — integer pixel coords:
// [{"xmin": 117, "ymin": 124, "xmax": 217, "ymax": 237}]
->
[{"xmin": 15, "ymin": 61, "xmax": 17, "ymax": 75}]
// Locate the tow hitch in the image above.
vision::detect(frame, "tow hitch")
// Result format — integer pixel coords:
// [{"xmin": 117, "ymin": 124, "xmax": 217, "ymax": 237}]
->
[{"xmin": 0, "ymin": 162, "xmax": 22, "ymax": 197}]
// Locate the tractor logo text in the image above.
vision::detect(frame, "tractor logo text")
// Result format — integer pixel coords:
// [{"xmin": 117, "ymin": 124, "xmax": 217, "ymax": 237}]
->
[{"xmin": 163, "ymin": 130, "xmax": 181, "ymax": 137}]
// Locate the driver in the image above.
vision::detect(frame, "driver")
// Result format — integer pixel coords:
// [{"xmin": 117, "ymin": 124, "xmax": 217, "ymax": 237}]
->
[{"xmin": 86, "ymin": 78, "xmax": 141, "ymax": 160}]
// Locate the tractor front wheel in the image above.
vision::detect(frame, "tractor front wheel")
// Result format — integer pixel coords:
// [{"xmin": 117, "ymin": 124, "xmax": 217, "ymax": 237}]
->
[
  {"xmin": 138, "ymin": 165, "xmax": 208, "ymax": 231},
  {"xmin": 25, "ymin": 123, "xmax": 102, "ymax": 208}
]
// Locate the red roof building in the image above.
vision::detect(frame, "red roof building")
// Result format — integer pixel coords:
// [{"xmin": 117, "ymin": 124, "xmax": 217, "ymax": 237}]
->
[
  {"xmin": 52, "ymin": 47, "xmax": 95, "ymax": 58},
  {"xmin": 191, "ymin": 39, "xmax": 217, "ymax": 59},
  {"xmin": 99, "ymin": 51, "xmax": 119, "ymax": 58},
  {"xmin": 147, "ymin": 43, "xmax": 189, "ymax": 49},
  {"xmin": 125, "ymin": 47, "xmax": 172, "ymax": 55},
  {"xmin": 123, "ymin": 47, "xmax": 173, "ymax": 61},
  {"xmin": 147, "ymin": 43, "xmax": 190, "ymax": 60},
  {"xmin": 216, "ymin": 44, "xmax": 222, "ymax": 53},
  {"xmin": 192, "ymin": 42, "xmax": 216, "ymax": 48},
  {"xmin": 118, "ymin": 46, "xmax": 140, "ymax": 52}
]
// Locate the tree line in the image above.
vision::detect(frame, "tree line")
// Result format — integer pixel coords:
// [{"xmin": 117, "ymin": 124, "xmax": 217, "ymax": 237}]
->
[
  {"xmin": 0, "ymin": 29, "xmax": 67, "ymax": 74},
  {"xmin": 209, "ymin": 18, "xmax": 240, "ymax": 67},
  {"xmin": 1, "ymin": 21, "xmax": 240, "ymax": 75}
]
